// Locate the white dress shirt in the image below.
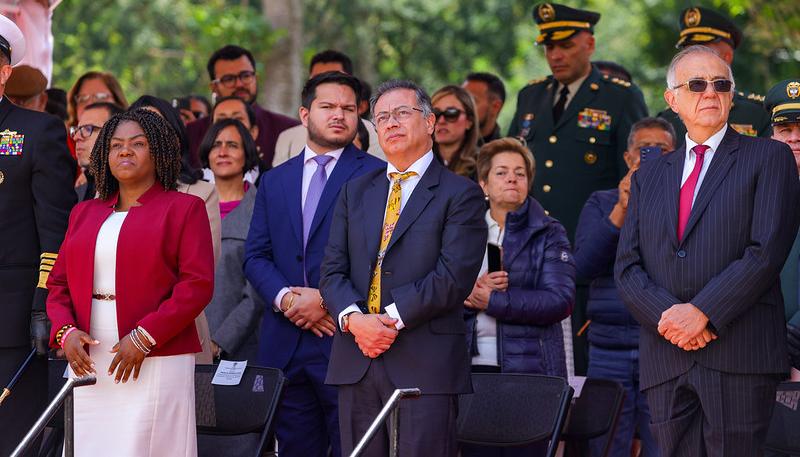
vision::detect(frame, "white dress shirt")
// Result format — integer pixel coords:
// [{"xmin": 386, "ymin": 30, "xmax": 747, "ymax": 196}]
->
[
  {"xmin": 682, "ymin": 125, "xmax": 727, "ymax": 207},
  {"xmin": 273, "ymin": 145, "xmax": 343, "ymax": 311},
  {"xmin": 338, "ymin": 151, "xmax": 435, "ymax": 330}
]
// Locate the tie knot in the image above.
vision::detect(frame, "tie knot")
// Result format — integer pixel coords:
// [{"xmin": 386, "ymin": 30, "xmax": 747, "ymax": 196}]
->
[
  {"xmin": 692, "ymin": 144, "xmax": 710, "ymax": 157},
  {"xmin": 311, "ymin": 154, "xmax": 334, "ymax": 167},
  {"xmin": 389, "ymin": 171, "xmax": 418, "ymax": 183},
  {"xmin": 559, "ymin": 86, "xmax": 569, "ymax": 96}
]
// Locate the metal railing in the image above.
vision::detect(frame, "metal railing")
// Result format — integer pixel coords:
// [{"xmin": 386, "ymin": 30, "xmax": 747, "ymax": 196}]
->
[
  {"xmin": 11, "ymin": 374, "xmax": 96, "ymax": 457},
  {"xmin": 349, "ymin": 387, "xmax": 421, "ymax": 457}
]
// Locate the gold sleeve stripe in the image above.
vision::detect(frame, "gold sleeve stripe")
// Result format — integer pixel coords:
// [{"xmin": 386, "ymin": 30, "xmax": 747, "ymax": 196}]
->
[
  {"xmin": 41, "ymin": 259, "xmax": 57, "ymax": 266},
  {"xmin": 40, "ymin": 252, "xmax": 58, "ymax": 260},
  {"xmin": 37, "ymin": 271, "xmax": 50, "ymax": 289},
  {"xmin": 40, "ymin": 265, "xmax": 53, "ymax": 272}
]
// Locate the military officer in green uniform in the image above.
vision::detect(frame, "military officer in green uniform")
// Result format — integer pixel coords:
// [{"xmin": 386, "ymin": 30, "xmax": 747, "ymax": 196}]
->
[
  {"xmin": 767, "ymin": 79, "xmax": 800, "ymax": 375},
  {"xmin": 508, "ymin": 2, "xmax": 648, "ymax": 239},
  {"xmin": 0, "ymin": 14, "xmax": 76, "ymax": 455},
  {"xmin": 658, "ymin": 6, "xmax": 771, "ymax": 143}
]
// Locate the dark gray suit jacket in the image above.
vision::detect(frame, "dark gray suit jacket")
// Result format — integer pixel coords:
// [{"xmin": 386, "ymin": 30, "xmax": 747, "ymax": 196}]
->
[
  {"xmin": 320, "ymin": 158, "xmax": 487, "ymax": 395},
  {"xmin": 615, "ymin": 128, "xmax": 800, "ymax": 390}
]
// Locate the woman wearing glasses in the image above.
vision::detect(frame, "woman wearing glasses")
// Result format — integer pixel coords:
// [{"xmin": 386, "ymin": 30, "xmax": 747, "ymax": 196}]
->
[
  {"xmin": 47, "ymin": 109, "xmax": 214, "ymax": 456},
  {"xmin": 431, "ymin": 85, "xmax": 480, "ymax": 180}
]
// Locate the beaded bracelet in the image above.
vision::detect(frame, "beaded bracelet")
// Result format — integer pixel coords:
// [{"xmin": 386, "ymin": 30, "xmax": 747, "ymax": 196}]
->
[
  {"xmin": 136, "ymin": 326, "xmax": 156, "ymax": 347},
  {"xmin": 60, "ymin": 327, "xmax": 78, "ymax": 349},
  {"xmin": 55, "ymin": 324, "xmax": 75, "ymax": 347}
]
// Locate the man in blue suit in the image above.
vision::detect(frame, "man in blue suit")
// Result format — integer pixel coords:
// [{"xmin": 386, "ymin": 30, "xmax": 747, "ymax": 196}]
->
[
  {"xmin": 615, "ymin": 46, "xmax": 800, "ymax": 456},
  {"xmin": 244, "ymin": 72, "xmax": 385, "ymax": 457},
  {"xmin": 320, "ymin": 80, "xmax": 487, "ymax": 456}
]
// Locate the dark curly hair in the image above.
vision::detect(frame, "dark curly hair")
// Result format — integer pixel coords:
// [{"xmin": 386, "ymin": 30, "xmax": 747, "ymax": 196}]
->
[{"xmin": 90, "ymin": 108, "xmax": 181, "ymax": 199}]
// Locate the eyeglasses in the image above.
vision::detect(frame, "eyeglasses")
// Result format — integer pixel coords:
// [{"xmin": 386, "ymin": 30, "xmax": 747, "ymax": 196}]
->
[
  {"xmin": 672, "ymin": 78, "xmax": 734, "ymax": 93},
  {"xmin": 70, "ymin": 124, "xmax": 103, "ymax": 140},
  {"xmin": 74, "ymin": 92, "xmax": 112, "ymax": 106},
  {"xmin": 374, "ymin": 106, "xmax": 424, "ymax": 127},
  {"xmin": 212, "ymin": 71, "xmax": 256, "ymax": 88},
  {"xmin": 433, "ymin": 107, "xmax": 465, "ymax": 122}
]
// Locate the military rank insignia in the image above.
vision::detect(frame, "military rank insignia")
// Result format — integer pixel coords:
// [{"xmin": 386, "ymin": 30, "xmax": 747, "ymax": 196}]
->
[
  {"xmin": 577, "ymin": 108, "xmax": 611, "ymax": 131},
  {"xmin": 730, "ymin": 123, "xmax": 757, "ymax": 137},
  {"xmin": 0, "ymin": 129, "xmax": 24, "ymax": 156}
]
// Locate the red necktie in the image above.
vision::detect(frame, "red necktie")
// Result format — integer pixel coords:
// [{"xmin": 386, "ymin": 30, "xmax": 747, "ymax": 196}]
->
[{"xmin": 677, "ymin": 144, "xmax": 710, "ymax": 241}]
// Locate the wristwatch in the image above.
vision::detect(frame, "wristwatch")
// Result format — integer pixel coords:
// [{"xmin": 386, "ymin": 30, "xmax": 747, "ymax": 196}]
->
[{"xmin": 342, "ymin": 312, "xmax": 355, "ymax": 333}]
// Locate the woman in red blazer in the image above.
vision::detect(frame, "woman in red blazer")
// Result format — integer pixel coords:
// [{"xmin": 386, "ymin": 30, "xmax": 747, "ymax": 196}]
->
[{"xmin": 47, "ymin": 108, "xmax": 213, "ymax": 456}]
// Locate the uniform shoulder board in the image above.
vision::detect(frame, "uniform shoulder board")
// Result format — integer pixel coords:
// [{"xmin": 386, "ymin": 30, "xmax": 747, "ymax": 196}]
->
[
  {"xmin": 527, "ymin": 76, "xmax": 548, "ymax": 86},
  {"xmin": 609, "ymin": 77, "xmax": 632, "ymax": 88}
]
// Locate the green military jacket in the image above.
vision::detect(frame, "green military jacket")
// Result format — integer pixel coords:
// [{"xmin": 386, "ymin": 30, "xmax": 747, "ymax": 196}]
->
[
  {"xmin": 508, "ymin": 66, "xmax": 648, "ymax": 238},
  {"xmin": 658, "ymin": 90, "xmax": 771, "ymax": 144}
]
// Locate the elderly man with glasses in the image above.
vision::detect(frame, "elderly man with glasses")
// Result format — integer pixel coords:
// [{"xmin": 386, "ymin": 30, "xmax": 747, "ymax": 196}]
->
[
  {"xmin": 185, "ymin": 44, "xmax": 299, "ymax": 172},
  {"xmin": 615, "ymin": 45, "xmax": 800, "ymax": 456}
]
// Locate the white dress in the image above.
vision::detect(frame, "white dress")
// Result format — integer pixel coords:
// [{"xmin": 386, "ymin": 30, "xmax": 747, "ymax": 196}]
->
[{"xmin": 69, "ymin": 211, "xmax": 197, "ymax": 457}]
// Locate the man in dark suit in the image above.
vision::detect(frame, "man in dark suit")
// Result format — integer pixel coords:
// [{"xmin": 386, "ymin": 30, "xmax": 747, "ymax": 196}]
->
[
  {"xmin": 615, "ymin": 45, "xmax": 800, "ymax": 456},
  {"xmin": 320, "ymin": 79, "xmax": 486, "ymax": 456},
  {"xmin": 244, "ymin": 72, "xmax": 384, "ymax": 457},
  {"xmin": 0, "ymin": 14, "xmax": 76, "ymax": 455}
]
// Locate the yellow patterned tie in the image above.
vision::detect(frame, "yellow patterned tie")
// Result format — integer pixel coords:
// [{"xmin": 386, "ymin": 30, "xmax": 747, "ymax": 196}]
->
[{"xmin": 367, "ymin": 171, "xmax": 418, "ymax": 313}]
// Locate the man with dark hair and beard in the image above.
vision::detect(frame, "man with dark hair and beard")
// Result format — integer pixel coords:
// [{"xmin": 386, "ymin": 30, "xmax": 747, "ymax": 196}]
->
[
  {"xmin": 185, "ymin": 44, "xmax": 299, "ymax": 172},
  {"xmin": 244, "ymin": 71, "xmax": 384, "ymax": 457}
]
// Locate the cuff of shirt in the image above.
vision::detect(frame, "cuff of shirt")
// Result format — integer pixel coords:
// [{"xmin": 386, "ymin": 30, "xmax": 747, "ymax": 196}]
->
[
  {"xmin": 273, "ymin": 287, "xmax": 291, "ymax": 312},
  {"xmin": 339, "ymin": 304, "xmax": 362, "ymax": 330},
  {"xmin": 384, "ymin": 303, "xmax": 405, "ymax": 330}
]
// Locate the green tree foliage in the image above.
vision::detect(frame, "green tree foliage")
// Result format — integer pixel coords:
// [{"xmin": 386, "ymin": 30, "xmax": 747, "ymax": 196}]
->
[
  {"xmin": 51, "ymin": 0, "xmax": 798, "ymax": 124},
  {"xmin": 52, "ymin": 0, "xmax": 276, "ymax": 101}
]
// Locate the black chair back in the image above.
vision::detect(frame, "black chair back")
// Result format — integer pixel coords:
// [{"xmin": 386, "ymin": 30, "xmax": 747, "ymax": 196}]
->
[
  {"xmin": 457, "ymin": 373, "xmax": 573, "ymax": 457},
  {"xmin": 194, "ymin": 364, "xmax": 284, "ymax": 456},
  {"xmin": 765, "ymin": 381, "xmax": 800, "ymax": 454},
  {"xmin": 561, "ymin": 378, "xmax": 625, "ymax": 457}
]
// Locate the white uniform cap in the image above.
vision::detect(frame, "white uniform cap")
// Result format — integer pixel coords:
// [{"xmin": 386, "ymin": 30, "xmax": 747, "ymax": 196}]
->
[{"xmin": 0, "ymin": 14, "xmax": 26, "ymax": 66}]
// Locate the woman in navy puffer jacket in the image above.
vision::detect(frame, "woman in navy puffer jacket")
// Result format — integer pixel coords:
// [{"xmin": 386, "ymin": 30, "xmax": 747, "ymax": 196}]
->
[{"xmin": 463, "ymin": 139, "xmax": 575, "ymax": 378}]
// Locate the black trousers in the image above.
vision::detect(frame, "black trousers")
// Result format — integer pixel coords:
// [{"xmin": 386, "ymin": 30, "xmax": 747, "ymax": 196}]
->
[
  {"xmin": 645, "ymin": 363, "xmax": 780, "ymax": 457},
  {"xmin": 0, "ymin": 346, "xmax": 47, "ymax": 457},
  {"xmin": 337, "ymin": 357, "xmax": 458, "ymax": 457}
]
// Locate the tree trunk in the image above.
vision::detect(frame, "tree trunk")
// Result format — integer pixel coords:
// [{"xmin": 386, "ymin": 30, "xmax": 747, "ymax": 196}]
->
[{"xmin": 260, "ymin": 0, "xmax": 303, "ymax": 117}]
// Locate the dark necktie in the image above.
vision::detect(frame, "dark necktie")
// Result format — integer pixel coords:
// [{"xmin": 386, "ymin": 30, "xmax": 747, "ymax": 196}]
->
[
  {"xmin": 677, "ymin": 144, "xmax": 709, "ymax": 240},
  {"xmin": 552, "ymin": 85, "xmax": 570, "ymax": 123}
]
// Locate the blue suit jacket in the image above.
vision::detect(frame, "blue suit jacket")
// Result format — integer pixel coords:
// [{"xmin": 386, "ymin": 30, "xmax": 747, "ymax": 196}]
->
[
  {"xmin": 244, "ymin": 144, "xmax": 385, "ymax": 369},
  {"xmin": 320, "ymin": 158, "xmax": 487, "ymax": 395},
  {"xmin": 615, "ymin": 128, "xmax": 800, "ymax": 389}
]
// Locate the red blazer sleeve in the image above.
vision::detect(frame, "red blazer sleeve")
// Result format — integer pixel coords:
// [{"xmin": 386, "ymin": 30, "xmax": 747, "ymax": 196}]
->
[
  {"xmin": 46, "ymin": 204, "xmax": 83, "ymax": 347},
  {"xmin": 137, "ymin": 197, "xmax": 214, "ymax": 345}
]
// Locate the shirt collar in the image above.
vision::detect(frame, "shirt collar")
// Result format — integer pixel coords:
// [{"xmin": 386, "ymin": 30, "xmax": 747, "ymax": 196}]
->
[
  {"xmin": 386, "ymin": 150, "xmax": 434, "ymax": 181},
  {"xmin": 557, "ymin": 72, "xmax": 590, "ymax": 98},
  {"xmin": 303, "ymin": 144, "xmax": 344, "ymax": 164},
  {"xmin": 685, "ymin": 124, "xmax": 728, "ymax": 156}
]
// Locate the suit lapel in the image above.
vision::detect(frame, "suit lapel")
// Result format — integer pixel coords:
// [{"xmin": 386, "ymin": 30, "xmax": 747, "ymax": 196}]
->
[
  {"xmin": 281, "ymin": 153, "xmax": 305, "ymax": 247},
  {"xmin": 554, "ymin": 68, "xmax": 600, "ymax": 131},
  {"xmin": 384, "ymin": 160, "xmax": 440, "ymax": 253},
  {"xmin": 307, "ymin": 145, "xmax": 361, "ymax": 242},
  {"xmin": 664, "ymin": 147, "xmax": 685, "ymax": 248},
  {"xmin": 360, "ymin": 172, "xmax": 390, "ymax": 266},
  {"xmin": 533, "ymin": 79, "xmax": 556, "ymax": 137},
  {"xmin": 681, "ymin": 129, "xmax": 740, "ymax": 244}
]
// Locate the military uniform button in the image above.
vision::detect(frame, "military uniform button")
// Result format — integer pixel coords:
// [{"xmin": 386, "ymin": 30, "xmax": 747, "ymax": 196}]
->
[
  {"xmin": 549, "ymin": 135, "xmax": 557, "ymax": 144},
  {"xmin": 544, "ymin": 160, "xmax": 554, "ymax": 168},
  {"xmin": 584, "ymin": 152, "xmax": 598, "ymax": 165},
  {"xmin": 0, "ymin": 170, "xmax": 4, "ymax": 185},
  {"xmin": 589, "ymin": 136, "xmax": 596, "ymax": 144},
  {"xmin": 544, "ymin": 210, "xmax": 550, "ymax": 216},
  {"xmin": 543, "ymin": 184, "xmax": 551, "ymax": 193}
]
